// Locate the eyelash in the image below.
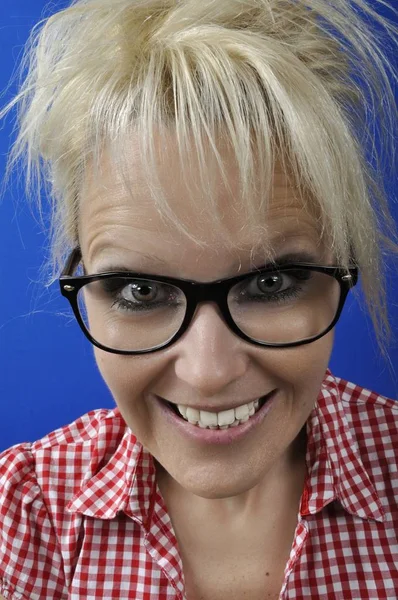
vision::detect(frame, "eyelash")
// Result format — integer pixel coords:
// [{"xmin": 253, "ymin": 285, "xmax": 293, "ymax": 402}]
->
[
  {"xmin": 113, "ymin": 298, "xmax": 178, "ymax": 312},
  {"xmin": 234, "ymin": 283, "xmax": 304, "ymax": 306},
  {"xmin": 234, "ymin": 270, "xmax": 312, "ymax": 303},
  {"xmin": 103, "ymin": 279, "xmax": 182, "ymax": 312}
]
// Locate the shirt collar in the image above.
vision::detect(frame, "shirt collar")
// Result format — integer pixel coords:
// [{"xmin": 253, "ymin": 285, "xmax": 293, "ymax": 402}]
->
[
  {"xmin": 301, "ymin": 368, "xmax": 385, "ymax": 522},
  {"xmin": 66, "ymin": 415, "xmax": 157, "ymax": 528},
  {"xmin": 67, "ymin": 369, "xmax": 385, "ymax": 524}
]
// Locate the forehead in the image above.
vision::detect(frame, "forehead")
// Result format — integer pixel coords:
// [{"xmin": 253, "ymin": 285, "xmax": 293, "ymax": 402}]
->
[{"xmin": 79, "ymin": 134, "xmax": 326, "ymax": 274}]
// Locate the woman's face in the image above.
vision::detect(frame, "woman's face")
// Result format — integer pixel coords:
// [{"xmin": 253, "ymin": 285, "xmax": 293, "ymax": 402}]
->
[{"xmin": 79, "ymin": 137, "xmax": 335, "ymax": 499}]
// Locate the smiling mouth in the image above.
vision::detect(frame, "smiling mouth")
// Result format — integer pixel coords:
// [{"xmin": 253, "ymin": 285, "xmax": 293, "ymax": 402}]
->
[{"xmin": 164, "ymin": 394, "xmax": 272, "ymax": 430}]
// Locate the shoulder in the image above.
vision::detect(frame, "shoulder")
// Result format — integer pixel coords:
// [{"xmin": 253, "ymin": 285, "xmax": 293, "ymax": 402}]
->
[
  {"xmin": 333, "ymin": 375, "xmax": 398, "ymax": 441},
  {"xmin": 0, "ymin": 441, "xmax": 63, "ymax": 598},
  {"xmin": 0, "ymin": 408, "xmax": 129, "ymax": 599},
  {"xmin": 29, "ymin": 406, "xmax": 128, "ymax": 452},
  {"xmin": 333, "ymin": 375, "xmax": 398, "ymax": 513},
  {"xmin": 0, "ymin": 408, "xmax": 129, "ymax": 510},
  {"xmin": 0, "ymin": 407, "xmax": 128, "ymax": 494}
]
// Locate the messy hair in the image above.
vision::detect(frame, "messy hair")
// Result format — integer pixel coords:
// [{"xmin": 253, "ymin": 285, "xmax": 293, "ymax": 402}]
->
[{"xmin": 1, "ymin": 0, "xmax": 397, "ymax": 356}]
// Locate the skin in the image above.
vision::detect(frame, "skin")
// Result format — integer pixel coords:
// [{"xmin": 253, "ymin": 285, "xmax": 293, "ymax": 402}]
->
[{"xmin": 78, "ymin": 134, "xmax": 336, "ymax": 598}]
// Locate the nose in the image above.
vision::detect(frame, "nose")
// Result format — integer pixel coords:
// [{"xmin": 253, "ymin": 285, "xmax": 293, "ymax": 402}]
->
[{"xmin": 172, "ymin": 303, "xmax": 249, "ymax": 397}]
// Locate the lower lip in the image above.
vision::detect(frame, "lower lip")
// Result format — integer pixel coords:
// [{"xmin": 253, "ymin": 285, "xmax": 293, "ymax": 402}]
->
[{"xmin": 156, "ymin": 391, "xmax": 278, "ymax": 445}]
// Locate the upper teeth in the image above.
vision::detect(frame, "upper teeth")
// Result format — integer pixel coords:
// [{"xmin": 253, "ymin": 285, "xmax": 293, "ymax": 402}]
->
[{"xmin": 177, "ymin": 399, "xmax": 261, "ymax": 428}]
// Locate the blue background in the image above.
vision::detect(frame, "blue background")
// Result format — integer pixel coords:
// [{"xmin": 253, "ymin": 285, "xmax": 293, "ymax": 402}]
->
[{"xmin": 0, "ymin": 0, "xmax": 397, "ymax": 453}]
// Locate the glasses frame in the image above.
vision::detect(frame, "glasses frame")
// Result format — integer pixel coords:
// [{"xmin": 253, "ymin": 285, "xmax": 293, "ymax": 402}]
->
[{"xmin": 59, "ymin": 247, "xmax": 359, "ymax": 355}]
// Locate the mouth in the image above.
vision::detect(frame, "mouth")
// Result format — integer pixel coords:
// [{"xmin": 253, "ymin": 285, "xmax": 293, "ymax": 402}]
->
[{"xmin": 163, "ymin": 393, "xmax": 273, "ymax": 431}]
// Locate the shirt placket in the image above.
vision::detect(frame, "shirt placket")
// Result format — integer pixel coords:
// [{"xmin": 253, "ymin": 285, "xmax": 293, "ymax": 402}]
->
[
  {"xmin": 279, "ymin": 518, "xmax": 309, "ymax": 599},
  {"xmin": 144, "ymin": 517, "xmax": 186, "ymax": 599}
]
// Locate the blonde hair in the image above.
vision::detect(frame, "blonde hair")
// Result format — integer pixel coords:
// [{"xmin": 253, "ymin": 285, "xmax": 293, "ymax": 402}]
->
[{"xmin": 1, "ymin": 0, "xmax": 397, "ymax": 357}]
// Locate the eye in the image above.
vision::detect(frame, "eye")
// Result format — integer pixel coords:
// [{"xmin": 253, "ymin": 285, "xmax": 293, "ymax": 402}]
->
[
  {"xmin": 123, "ymin": 281, "xmax": 161, "ymax": 303},
  {"xmin": 248, "ymin": 270, "xmax": 308, "ymax": 297},
  {"xmin": 231, "ymin": 268, "xmax": 313, "ymax": 305},
  {"xmin": 255, "ymin": 273, "xmax": 287, "ymax": 294},
  {"xmin": 97, "ymin": 277, "xmax": 185, "ymax": 313}
]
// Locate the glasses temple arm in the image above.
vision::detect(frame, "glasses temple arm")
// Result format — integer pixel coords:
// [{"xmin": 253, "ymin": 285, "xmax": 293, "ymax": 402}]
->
[{"xmin": 61, "ymin": 247, "xmax": 82, "ymax": 277}]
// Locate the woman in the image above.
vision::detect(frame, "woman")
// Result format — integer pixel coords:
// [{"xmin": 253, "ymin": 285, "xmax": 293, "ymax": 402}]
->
[{"xmin": 0, "ymin": 0, "xmax": 397, "ymax": 598}]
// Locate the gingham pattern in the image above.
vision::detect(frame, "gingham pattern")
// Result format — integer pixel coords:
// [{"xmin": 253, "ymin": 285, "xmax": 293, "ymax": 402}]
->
[{"xmin": 0, "ymin": 369, "xmax": 397, "ymax": 599}]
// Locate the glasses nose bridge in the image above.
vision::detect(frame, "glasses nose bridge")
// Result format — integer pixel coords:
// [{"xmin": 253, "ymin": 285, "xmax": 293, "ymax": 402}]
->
[
  {"xmin": 184, "ymin": 279, "xmax": 236, "ymax": 337},
  {"xmin": 190, "ymin": 279, "xmax": 231, "ymax": 311}
]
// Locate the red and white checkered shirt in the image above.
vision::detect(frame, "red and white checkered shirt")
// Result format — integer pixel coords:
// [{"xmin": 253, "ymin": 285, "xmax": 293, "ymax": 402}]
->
[{"xmin": 1, "ymin": 369, "xmax": 397, "ymax": 599}]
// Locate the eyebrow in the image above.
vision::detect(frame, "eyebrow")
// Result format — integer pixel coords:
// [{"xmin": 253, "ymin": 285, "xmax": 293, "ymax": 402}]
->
[
  {"xmin": 87, "ymin": 250, "xmax": 322, "ymax": 277},
  {"xmin": 252, "ymin": 250, "xmax": 322, "ymax": 270}
]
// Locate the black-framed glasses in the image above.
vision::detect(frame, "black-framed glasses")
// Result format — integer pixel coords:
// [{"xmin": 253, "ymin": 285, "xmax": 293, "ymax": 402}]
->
[{"xmin": 59, "ymin": 247, "xmax": 359, "ymax": 355}]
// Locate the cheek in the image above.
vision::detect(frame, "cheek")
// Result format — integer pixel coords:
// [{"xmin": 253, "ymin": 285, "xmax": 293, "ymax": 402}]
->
[
  {"xmin": 94, "ymin": 349, "xmax": 154, "ymax": 406},
  {"xmin": 94, "ymin": 349, "xmax": 159, "ymax": 438},
  {"xmin": 258, "ymin": 332, "xmax": 334, "ymax": 408}
]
